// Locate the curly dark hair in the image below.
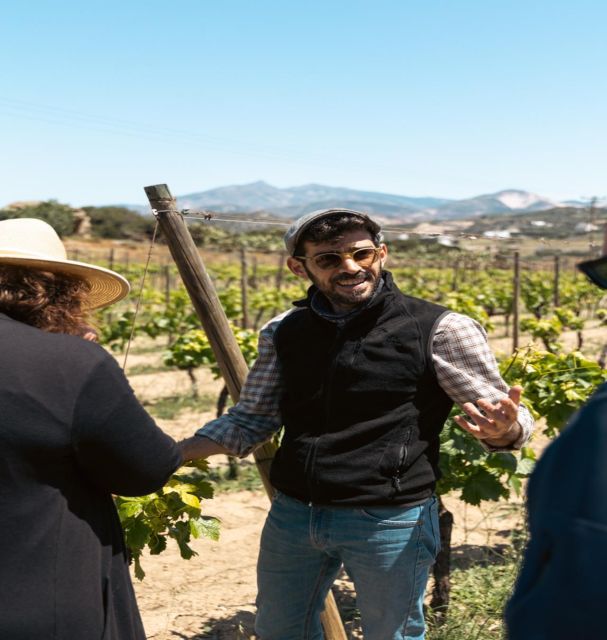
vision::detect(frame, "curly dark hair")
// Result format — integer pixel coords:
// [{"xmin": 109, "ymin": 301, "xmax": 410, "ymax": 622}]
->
[
  {"xmin": 294, "ymin": 212, "xmax": 382, "ymax": 256},
  {"xmin": 0, "ymin": 266, "xmax": 93, "ymax": 336}
]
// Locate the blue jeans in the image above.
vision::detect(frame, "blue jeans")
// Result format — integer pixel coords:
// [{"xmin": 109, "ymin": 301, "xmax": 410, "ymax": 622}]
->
[{"xmin": 255, "ymin": 492, "xmax": 440, "ymax": 640}]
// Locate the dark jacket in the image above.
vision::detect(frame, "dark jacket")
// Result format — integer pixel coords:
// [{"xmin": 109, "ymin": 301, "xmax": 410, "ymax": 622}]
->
[
  {"xmin": 0, "ymin": 313, "xmax": 182, "ymax": 640},
  {"xmin": 505, "ymin": 382, "xmax": 607, "ymax": 640},
  {"xmin": 270, "ymin": 272, "xmax": 453, "ymax": 506}
]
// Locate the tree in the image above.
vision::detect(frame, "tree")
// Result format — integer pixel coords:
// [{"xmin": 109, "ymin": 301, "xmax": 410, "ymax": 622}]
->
[
  {"xmin": 0, "ymin": 200, "xmax": 75, "ymax": 237},
  {"xmin": 82, "ymin": 206, "xmax": 155, "ymax": 240}
]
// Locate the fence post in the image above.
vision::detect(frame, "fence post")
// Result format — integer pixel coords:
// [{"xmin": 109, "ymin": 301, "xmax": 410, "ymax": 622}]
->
[
  {"xmin": 240, "ymin": 246, "xmax": 249, "ymax": 329},
  {"xmin": 164, "ymin": 264, "xmax": 171, "ymax": 305},
  {"xmin": 553, "ymin": 255, "xmax": 560, "ymax": 307},
  {"xmin": 512, "ymin": 251, "xmax": 520, "ymax": 352}
]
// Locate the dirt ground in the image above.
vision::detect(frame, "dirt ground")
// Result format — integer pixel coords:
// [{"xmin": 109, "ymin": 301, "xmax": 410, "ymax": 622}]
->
[
  {"xmin": 122, "ymin": 347, "xmax": 529, "ymax": 640},
  {"xmin": 133, "ymin": 481, "xmax": 523, "ymax": 640}
]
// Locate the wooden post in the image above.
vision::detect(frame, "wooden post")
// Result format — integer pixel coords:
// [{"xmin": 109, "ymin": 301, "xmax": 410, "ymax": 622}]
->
[
  {"xmin": 143, "ymin": 184, "xmax": 346, "ymax": 640},
  {"xmin": 164, "ymin": 264, "xmax": 171, "ymax": 306},
  {"xmin": 553, "ymin": 255, "xmax": 560, "ymax": 307},
  {"xmin": 271, "ymin": 251, "xmax": 287, "ymax": 318},
  {"xmin": 240, "ymin": 246, "xmax": 249, "ymax": 329},
  {"xmin": 451, "ymin": 259, "xmax": 459, "ymax": 291},
  {"xmin": 251, "ymin": 254, "xmax": 258, "ymax": 290},
  {"xmin": 513, "ymin": 251, "xmax": 520, "ymax": 352}
]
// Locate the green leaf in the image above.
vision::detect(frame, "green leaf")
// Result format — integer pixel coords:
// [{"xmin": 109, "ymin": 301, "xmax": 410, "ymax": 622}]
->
[
  {"xmin": 116, "ymin": 500, "xmax": 143, "ymax": 519},
  {"xmin": 485, "ymin": 452, "xmax": 517, "ymax": 473},
  {"xmin": 133, "ymin": 555, "xmax": 145, "ymax": 581},
  {"xmin": 124, "ymin": 518, "xmax": 152, "ymax": 551},
  {"xmin": 509, "ymin": 475, "xmax": 522, "ymax": 495},
  {"xmin": 148, "ymin": 533, "xmax": 168, "ymax": 555},
  {"xmin": 461, "ymin": 468, "xmax": 506, "ymax": 505},
  {"xmin": 190, "ymin": 516, "xmax": 221, "ymax": 541},
  {"xmin": 516, "ymin": 457, "xmax": 536, "ymax": 476}
]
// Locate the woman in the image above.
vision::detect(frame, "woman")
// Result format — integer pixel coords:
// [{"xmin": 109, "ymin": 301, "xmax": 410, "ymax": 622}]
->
[{"xmin": 0, "ymin": 218, "xmax": 183, "ymax": 639}]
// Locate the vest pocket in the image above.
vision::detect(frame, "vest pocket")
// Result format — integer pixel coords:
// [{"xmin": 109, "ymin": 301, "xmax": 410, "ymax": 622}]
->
[{"xmin": 378, "ymin": 436, "xmax": 409, "ymax": 478}]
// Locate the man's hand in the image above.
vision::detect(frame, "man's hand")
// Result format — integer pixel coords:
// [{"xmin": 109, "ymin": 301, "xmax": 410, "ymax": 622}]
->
[
  {"xmin": 454, "ymin": 386, "xmax": 523, "ymax": 447},
  {"xmin": 179, "ymin": 435, "xmax": 231, "ymax": 464}
]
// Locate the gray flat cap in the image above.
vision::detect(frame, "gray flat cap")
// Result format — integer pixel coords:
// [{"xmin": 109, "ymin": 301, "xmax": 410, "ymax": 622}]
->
[{"xmin": 284, "ymin": 208, "xmax": 381, "ymax": 255}]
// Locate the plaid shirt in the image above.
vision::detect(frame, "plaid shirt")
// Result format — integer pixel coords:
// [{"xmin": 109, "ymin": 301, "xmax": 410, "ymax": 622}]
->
[{"xmin": 197, "ymin": 311, "xmax": 534, "ymax": 456}]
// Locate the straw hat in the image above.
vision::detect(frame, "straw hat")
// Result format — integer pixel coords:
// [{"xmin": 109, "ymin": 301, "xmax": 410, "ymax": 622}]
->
[{"xmin": 0, "ymin": 218, "xmax": 130, "ymax": 310}]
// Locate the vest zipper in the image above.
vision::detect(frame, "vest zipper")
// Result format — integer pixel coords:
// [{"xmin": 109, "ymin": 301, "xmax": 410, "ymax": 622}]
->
[
  {"xmin": 391, "ymin": 444, "xmax": 408, "ymax": 494},
  {"xmin": 304, "ymin": 435, "xmax": 320, "ymax": 502},
  {"xmin": 391, "ymin": 425, "xmax": 413, "ymax": 495}
]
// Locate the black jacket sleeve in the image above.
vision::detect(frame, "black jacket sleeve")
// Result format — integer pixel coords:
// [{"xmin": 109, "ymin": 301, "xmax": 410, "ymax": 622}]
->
[{"xmin": 71, "ymin": 352, "xmax": 182, "ymax": 496}]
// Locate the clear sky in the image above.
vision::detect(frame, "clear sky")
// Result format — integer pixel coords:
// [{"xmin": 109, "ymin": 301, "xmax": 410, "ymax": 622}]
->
[{"xmin": 1, "ymin": 0, "xmax": 605, "ymax": 207}]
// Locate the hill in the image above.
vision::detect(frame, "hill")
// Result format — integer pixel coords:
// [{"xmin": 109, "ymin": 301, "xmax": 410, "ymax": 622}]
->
[{"xmin": 121, "ymin": 181, "xmax": 575, "ymax": 222}]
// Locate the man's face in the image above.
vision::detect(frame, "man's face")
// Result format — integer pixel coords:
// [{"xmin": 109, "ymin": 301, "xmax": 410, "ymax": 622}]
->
[{"xmin": 287, "ymin": 229, "xmax": 387, "ymax": 313}]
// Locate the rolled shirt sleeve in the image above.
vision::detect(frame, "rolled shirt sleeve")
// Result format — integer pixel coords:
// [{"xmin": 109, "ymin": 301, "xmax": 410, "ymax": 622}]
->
[
  {"xmin": 432, "ymin": 312, "xmax": 534, "ymax": 451},
  {"xmin": 195, "ymin": 312, "xmax": 289, "ymax": 457}
]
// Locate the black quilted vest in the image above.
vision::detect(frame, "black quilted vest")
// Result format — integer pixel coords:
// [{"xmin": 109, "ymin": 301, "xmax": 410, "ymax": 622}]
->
[{"xmin": 270, "ymin": 271, "xmax": 454, "ymax": 506}]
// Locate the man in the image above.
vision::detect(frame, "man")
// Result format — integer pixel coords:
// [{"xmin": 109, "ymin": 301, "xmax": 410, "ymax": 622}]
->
[
  {"xmin": 181, "ymin": 208, "xmax": 534, "ymax": 640},
  {"xmin": 504, "ymin": 254, "xmax": 607, "ymax": 640}
]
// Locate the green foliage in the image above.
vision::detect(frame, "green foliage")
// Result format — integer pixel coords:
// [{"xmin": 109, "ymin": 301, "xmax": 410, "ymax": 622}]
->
[
  {"xmin": 98, "ymin": 310, "xmax": 137, "ymax": 352},
  {"xmin": 521, "ymin": 308, "xmax": 586, "ymax": 354},
  {"xmin": 164, "ymin": 325, "xmax": 259, "ymax": 378},
  {"xmin": 0, "ymin": 199, "xmax": 75, "ymax": 236},
  {"xmin": 553, "ymin": 306, "xmax": 584, "ymax": 332},
  {"xmin": 520, "ymin": 316, "xmax": 563, "ymax": 353},
  {"xmin": 115, "ymin": 462, "xmax": 219, "ymax": 580},
  {"xmin": 558, "ymin": 277, "xmax": 604, "ymax": 315},
  {"xmin": 142, "ymin": 288, "xmax": 200, "ymax": 340},
  {"xmin": 187, "ymin": 222, "xmax": 286, "ymax": 252},
  {"xmin": 163, "ymin": 329, "xmax": 216, "ymax": 371},
  {"xmin": 82, "ymin": 205, "xmax": 154, "ymax": 240},
  {"xmin": 217, "ymin": 286, "xmax": 243, "ymax": 321},
  {"xmin": 501, "ymin": 348, "xmax": 607, "ymax": 436},
  {"xmin": 437, "ymin": 416, "xmax": 536, "ymax": 505},
  {"xmin": 438, "ymin": 346, "xmax": 607, "ymax": 505},
  {"xmin": 441, "ymin": 292, "xmax": 493, "ymax": 331},
  {"xmin": 520, "ymin": 273, "xmax": 553, "ymax": 318}
]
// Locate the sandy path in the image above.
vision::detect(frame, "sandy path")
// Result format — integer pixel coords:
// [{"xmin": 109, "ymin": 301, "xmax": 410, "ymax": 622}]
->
[{"xmin": 134, "ymin": 489, "xmax": 267, "ymax": 639}]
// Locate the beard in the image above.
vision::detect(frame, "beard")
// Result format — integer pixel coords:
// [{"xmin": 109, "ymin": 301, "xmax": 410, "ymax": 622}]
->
[{"xmin": 306, "ymin": 266, "xmax": 382, "ymax": 311}]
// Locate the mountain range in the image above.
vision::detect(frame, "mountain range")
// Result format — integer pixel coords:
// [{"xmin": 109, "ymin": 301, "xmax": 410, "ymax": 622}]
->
[{"xmin": 131, "ymin": 181, "xmax": 590, "ymax": 223}]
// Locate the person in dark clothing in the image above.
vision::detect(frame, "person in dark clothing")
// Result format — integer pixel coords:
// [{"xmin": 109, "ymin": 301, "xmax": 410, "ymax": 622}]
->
[
  {"xmin": 505, "ymin": 253, "xmax": 607, "ymax": 640},
  {"xmin": 180, "ymin": 208, "xmax": 535, "ymax": 640},
  {"xmin": 0, "ymin": 218, "xmax": 183, "ymax": 640}
]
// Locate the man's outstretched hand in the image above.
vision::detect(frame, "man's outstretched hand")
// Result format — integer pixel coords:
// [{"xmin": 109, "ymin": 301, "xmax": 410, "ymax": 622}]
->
[{"xmin": 454, "ymin": 386, "xmax": 523, "ymax": 447}]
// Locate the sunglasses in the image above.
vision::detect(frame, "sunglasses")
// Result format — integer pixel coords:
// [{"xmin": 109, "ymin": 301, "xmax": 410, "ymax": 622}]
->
[
  {"xmin": 294, "ymin": 246, "xmax": 381, "ymax": 271},
  {"xmin": 577, "ymin": 255, "xmax": 607, "ymax": 289}
]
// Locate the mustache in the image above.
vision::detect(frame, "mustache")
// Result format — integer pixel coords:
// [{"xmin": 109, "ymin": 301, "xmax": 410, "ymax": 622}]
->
[{"xmin": 332, "ymin": 272, "xmax": 372, "ymax": 285}]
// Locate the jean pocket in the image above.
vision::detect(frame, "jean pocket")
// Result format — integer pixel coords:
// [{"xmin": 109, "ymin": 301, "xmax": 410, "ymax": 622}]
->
[
  {"xmin": 429, "ymin": 496, "xmax": 441, "ymax": 555},
  {"xmin": 359, "ymin": 503, "xmax": 423, "ymax": 527}
]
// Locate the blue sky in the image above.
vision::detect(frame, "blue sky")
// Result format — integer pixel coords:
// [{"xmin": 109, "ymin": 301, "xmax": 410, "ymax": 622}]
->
[{"xmin": 1, "ymin": 0, "xmax": 605, "ymax": 207}]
